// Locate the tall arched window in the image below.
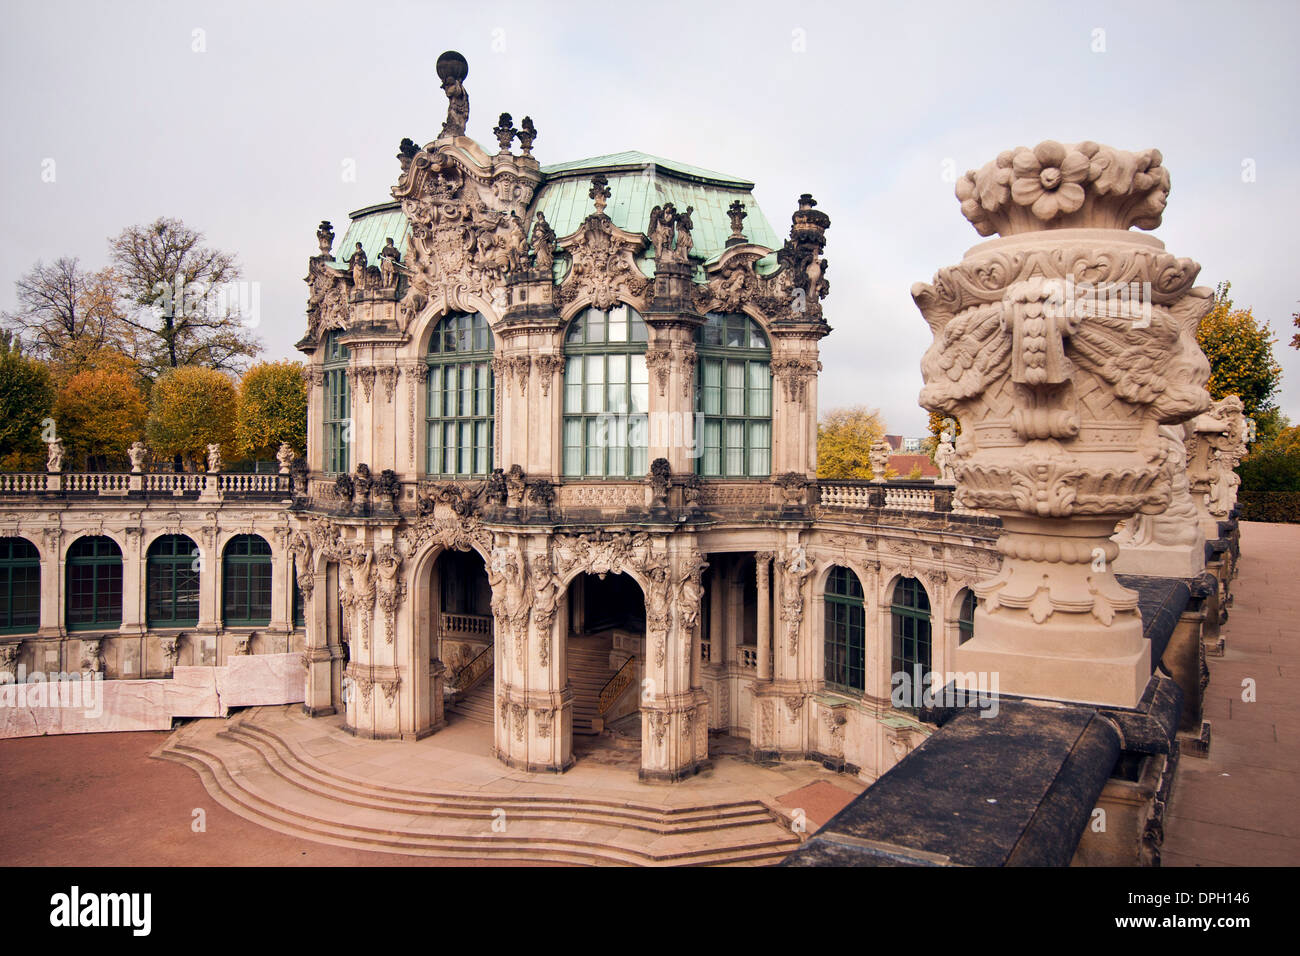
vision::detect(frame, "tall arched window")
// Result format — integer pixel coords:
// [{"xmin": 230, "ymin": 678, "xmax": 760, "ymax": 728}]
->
[
  {"xmin": 824, "ymin": 566, "xmax": 865, "ymax": 692},
  {"xmin": 147, "ymin": 535, "xmax": 199, "ymax": 628},
  {"xmin": 223, "ymin": 535, "xmax": 272, "ymax": 626},
  {"xmin": 322, "ymin": 330, "xmax": 350, "ymax": 475},
  {"xmin": 426, "ymin": 312, "xmax": 494, "ymax": 476},
  {"xmin": 891, "ymin": 577, "xmax": 932, "ymax": 703},
  {"xmin": 0, "ymin": 537, "xmax": 40, "ymax": 635},
  {"xmin": 66, "ymin": 536, "xmax": 122, "ymax": 631},
  {"xmin": 957, "ymin": 588, "xmax": 976, "ymax": 645},
  {"xmin": 696, "ymin": 312, "xmax": 771, "ymax": 476},
  {"xmin": 563, "ymin": 305, "xmax": 649, "ymax": 477}
]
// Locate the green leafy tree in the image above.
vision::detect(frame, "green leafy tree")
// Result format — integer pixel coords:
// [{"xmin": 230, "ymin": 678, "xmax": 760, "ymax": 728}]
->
[
  {"xmin": 146, "ymin": 366, "xmax": 237, "ymax": 471},
  {"xmin": 1196, "ymin": 282, "xmax": 1283, "ymax": 421},
  {"xmin": 0, "ymin": 333, "xmax": 56, "ymax": 471},
  {"xmin": 817, "ymin": 406, "xmax": 888, "ymax": 479},
  {"xmin": 236, "ymin": 360, "xmax": 307, "ymax": 460},
  {"xmin": 53, "ymin": 368, "xmax": 147, "ymax": 470}
]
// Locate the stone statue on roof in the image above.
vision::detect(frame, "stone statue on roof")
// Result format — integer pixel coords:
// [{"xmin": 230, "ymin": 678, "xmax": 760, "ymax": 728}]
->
[
  {"xmin": 348, "ymin": 242, "xmax": 368, "ymax": 290},
  {"xmin": 378, "ymin": 238, "xmax": 401, "ymax": 288},
  {"xmin": 437, "ymin": 51, "xmax": 470, "ymax": 139},
  {"xmin": 531, "ymin": 213, "xmax": 556, "ymax": 271}
]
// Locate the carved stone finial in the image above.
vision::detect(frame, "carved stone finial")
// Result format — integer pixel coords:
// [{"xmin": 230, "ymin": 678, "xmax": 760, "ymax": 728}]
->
[
  {"xmin": 436, "ymin": 50, "xmax": 470, "ymax": 139},
  {"xmin": 316, "ymin": 220, "xmax": 334, "ymax": 257},
  {"xmin": 397, "ymin": 138, "xmax": 419, "ymax": 174},
  {"xmin": 276, "ymin": 442, "xmax": 294, "ymax": 474},
  {"xmin": 493, "ymin": 112, "xmax": 517, "ymax": 153},
  {"xmin": 517, "ymin": 116, "xmax": 537, "ymax": 156},
  {"xmin": 726, "ymin": 200, "xmax": 748, "ymax": 245},
  {"xmin": 955, "ymin": 140, "xmax": 1170, "ymax": 237},
  {"xmin": 589, "ymin": 174, "xmax": 611, "ymax": 215},
  {"xmin": 868, "ymin": 439, "xmax": 890, "ymax": 482}
]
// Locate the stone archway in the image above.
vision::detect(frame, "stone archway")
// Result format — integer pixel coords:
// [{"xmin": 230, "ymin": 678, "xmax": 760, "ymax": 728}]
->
[{"xmin": 566, "ymin": 571, "xmax": 646, "ymax": 755}]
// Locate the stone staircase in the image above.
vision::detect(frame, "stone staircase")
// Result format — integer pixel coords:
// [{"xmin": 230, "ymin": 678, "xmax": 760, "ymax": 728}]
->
[
  {"xmin": 449, "ymin": 674, "xmax": 494, "ymax": 724},
  {"xmin": 569, "ymin": 633, "xmax": 617, "ymax": 735},
  {"xmin": 156, "ymin": 707, "xmax": 802, "ymax": 866}
]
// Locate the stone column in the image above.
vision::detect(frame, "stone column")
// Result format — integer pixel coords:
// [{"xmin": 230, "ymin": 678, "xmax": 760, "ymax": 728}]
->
[
  {"xmin": 119, "ymin": 529, "xmax": 146, "ymax": 638},
  {"xmin": 915, "ymin": 140, "xmax": 1213, "ymax": 709},
  {"xmin": 38, "ymin": 528, "xmax": 62, "ymax": 638},
  {"xmin": 755, "ymin": 552, "xmax": 773, "ymax": 681}
]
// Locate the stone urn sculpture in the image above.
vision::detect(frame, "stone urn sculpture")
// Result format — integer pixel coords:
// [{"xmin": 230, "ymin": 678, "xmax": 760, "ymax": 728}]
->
[{"xmin": 913, "ymin": 140, "xmax": 1213, "ymax": 708}]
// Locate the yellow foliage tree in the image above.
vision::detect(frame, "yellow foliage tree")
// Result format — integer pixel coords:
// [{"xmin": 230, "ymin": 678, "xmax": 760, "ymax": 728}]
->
[
  {"xmin": 1196, "ymin": 282, "xmax": 1282, "ymax": 420},
  {"xmin": 817, "ymin": 406, "xmax": 888, "ymax": 479},
  {"xmin": 146, "ymin": 366, "xmax": 237, "ymax": 470},
  {"xmin": 53, "ymin": 369, "xmax": 147, "ymax": 470},
  {"xmin": 236, "ymin": 360, "xmax": 307, "ymax": 460}
]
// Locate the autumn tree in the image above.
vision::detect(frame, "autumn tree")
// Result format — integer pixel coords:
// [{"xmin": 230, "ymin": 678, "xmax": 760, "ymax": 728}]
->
[
  {"xmin": 53, "ymin": 369, "xmax": 147, "ymax": 470},
  {"xmin": 1196, "ymin": 282, "xmax": 1283, "ymax": 422},
  {"xmin": 817, "ymin": 406, "xmax": 888, "ymax": 479},
  {"xmin": 109, "ymin": 217, "xmax": 261, "ymax": 379},
  {"xmin": 0, "ymin": 333, "xmax": 56, "ymax": 471},
  {"xmin": 0, "ymin": 258, "xmax": 136, "ymax": 377},
  {"xmin": 925, "ymin": 409, "xmax": 961, "ymax": 460},
  {"xmin": 236, "ymin": 360, "xmax": 307, "ymax": 460},
  {"xmin": 146, "ymin": 366, "xmax": 237, "ymax": 471}
]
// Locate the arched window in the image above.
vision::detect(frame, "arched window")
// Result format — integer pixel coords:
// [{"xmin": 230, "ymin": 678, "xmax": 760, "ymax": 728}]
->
[
  {"xmin": 426, "ymin": 312, "xmax": 494, "ymax": 476},
  {"xmin": 562, "ymin": 305, "xmax": 649, "ymax": 477},
  {"xmin": 322, "ymin": 330, "xmax": 350, "ymax": 475},
  {"xmin": 695, "ymin": 313, "xmax": 771, "ymax": 476},
  {"xmin": 0, "ymin": 537, "xmax": 40, "ymax": 635},
  {"xmin": 824, "ymin": 566, "xmax": 865, "ymax": 692},
  {"xmin": 66, "ymin": 536, "xmax": 122, "ymax": 631},
  {"xmin": 147, "ymin": 535, "xmax": 199, "ymax": 628},
  {"xmin": 890, "ymin": 577, "xmax": 932, "ymax": 704},
  {"xmin": 957, "ymin": 588, "xmax": 976, "ymax": 645},
  {"xmin": 223, "ymin": 535, "xmax": 272, "ymax": 626}
]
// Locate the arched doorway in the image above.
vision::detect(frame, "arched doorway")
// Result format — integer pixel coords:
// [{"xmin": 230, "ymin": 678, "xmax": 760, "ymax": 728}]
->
[
  {"xmin": 424, "ymin": 548, "xmax": 494, "ymax": 729},
  {"xmin": 566, "ymin": 571, "xmax": 646, "ymax": 755}
]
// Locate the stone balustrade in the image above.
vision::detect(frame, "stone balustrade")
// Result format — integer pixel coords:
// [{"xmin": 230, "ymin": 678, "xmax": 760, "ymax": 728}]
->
[{"xmin": 0, "ymin": 471, "xmax": 288, "ymax": 499}]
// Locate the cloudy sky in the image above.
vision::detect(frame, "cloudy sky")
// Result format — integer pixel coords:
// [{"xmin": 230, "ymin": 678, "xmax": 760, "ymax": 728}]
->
[{"xmin": 2, "ymin": 0, "xmax": 1297, "ymax": 436}]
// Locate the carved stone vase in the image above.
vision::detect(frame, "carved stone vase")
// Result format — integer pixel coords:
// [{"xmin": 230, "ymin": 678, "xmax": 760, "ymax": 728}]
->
[{"xmin": 913, "ymin": 140, "xmax": 1213, "ymax": 707}]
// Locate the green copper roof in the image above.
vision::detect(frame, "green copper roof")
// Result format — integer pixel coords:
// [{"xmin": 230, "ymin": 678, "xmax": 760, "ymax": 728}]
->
[
  {"xmin": 327, "ymin": 149, "xmax": 784, "ymax": 278},
  {"xmin": 532, "ymin": 155, "xmax": 781, "ymax": 269}
]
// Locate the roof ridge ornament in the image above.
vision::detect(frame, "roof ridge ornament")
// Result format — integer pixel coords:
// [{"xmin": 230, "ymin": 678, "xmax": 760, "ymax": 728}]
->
[
  {"xmin": 589, "ymin": 174, "xmax": 611, "ymax": 215},
  {"xmin": 436, "ymin": 51, "xmax": 470, "ymax": 140}
]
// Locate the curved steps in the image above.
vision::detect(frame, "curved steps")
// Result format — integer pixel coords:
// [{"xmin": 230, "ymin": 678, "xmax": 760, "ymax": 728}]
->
[
  {"xmin": 449, "ymin": 676, "xmax": 494, "ymax": 724},
  {"xmin": 157, "ymin": 709, "xmax": 800, "ymax": 866}
]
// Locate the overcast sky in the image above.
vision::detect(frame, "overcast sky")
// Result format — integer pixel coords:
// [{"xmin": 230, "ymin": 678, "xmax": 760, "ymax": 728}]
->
[{"xmin": 2, "ymin": 0, "xmax": 1297, "ymax": 436}]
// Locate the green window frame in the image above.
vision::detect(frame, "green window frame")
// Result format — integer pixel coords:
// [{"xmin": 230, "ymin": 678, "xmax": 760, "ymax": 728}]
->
[
  {"xmin": 891, "ymin": 577, "xmax": 933, "ymax": 707},
  {"xmin": 66, "ymin": 536, "xmax": 123, "ymax": 632},
  {"xmin": 958, "ymin": 588, "xmax": 976, "ymax": 645},
  {"xmin": 222, "ymin": 534, "xmax": 272, "ymax": 627},
  {"xmin": 0, "ymin": 537, "xmax": 41, "ymax": 635},
  {"xmin": 146, "ymin": 534, "xmax": 200, "ymax": 628},
  {"xmin": 562, "ymin": 305, "xmax": 649, "ymax": 478},
  {"xmin": 322, "ymin": 330, "xmax": 351, "ymax": 476},
  {"xmin": 824, "ymin": 566, "xmax": 865, "ymax": 692},
  {"xmin": 426, "ymin": 312, "xmax": 494, "ymax": 477},
  {"xmin": 695, "ymin": 312, "xmax": 771, "ymax": 477}
]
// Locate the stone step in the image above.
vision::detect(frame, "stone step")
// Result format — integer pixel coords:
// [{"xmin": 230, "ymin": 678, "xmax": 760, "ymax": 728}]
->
[
  {"xmin": 158, "ymin": 719, "xmax": 799, "ymax": 866},
  {"xmin": 224, "ymin": 721, "xmax": 774, "ymax": 835}
]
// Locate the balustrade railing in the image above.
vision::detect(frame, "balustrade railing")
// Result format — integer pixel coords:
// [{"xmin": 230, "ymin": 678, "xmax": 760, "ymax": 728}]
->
[
  {"xmin": 144, "ymin": 473, "xmax": 204, "ymax": 493},
  {"xmin": 218, "ymin": 473, "xmax": 287, "ymax": 494},
  {"xmin": 62, "ymin": 472, "xmax": 131, "ymax": 494},
  {"xmin": 440, "ymin": 612, "xmax": 492, "ymax": 640},
  {"xmin": 0, "ymin": 473, "xmax": 48, "ymax": 493},
  {"xmin": 700, "ymin": 639, "xmax": 712, "ymax": 663},
  {"xmin": 598, "ymin": 656, "xmax": 637, "ymax": 715},
  {"xmin": 451, "ymin": 641, "xmax": 494, "ymax": 693},
  {"xmin": 739, "ymin": 646, "xmax": 757, "ymax": 668}
]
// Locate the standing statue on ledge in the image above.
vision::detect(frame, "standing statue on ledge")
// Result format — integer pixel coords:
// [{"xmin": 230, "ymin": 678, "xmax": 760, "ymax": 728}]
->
[
  {"xmin": 531, "ymin": 212, "xmax": 556, "ymax": 271},
  {"xmin": 46, "ymin": 439, "xmax": 64, "ymax": 473},
  {"xmin": 436, "ymin": 51, "xmax": 470, "ymax": 139},
  {"xmin": 206, "ymin": 444, "xmax": 222, "ymax": 474},
  {"xmin": 378, "ymin": 237, "xmax": 401, "ymax": 288},
  {"xmin": 347, "ymin": 242, "xmax": 368, "ymax": 291}
]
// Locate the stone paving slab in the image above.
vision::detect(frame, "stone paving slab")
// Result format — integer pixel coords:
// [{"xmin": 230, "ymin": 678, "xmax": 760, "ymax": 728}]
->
[{"xmin": 1164, "ymin": 522, "xmax": 1300, "ymax": 867}]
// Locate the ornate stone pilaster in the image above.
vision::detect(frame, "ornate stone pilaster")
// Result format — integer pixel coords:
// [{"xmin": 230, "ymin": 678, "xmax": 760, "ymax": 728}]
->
[{"xmin": 915, "ymin": 140, "xmax": 1214, "ymax": 708}]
